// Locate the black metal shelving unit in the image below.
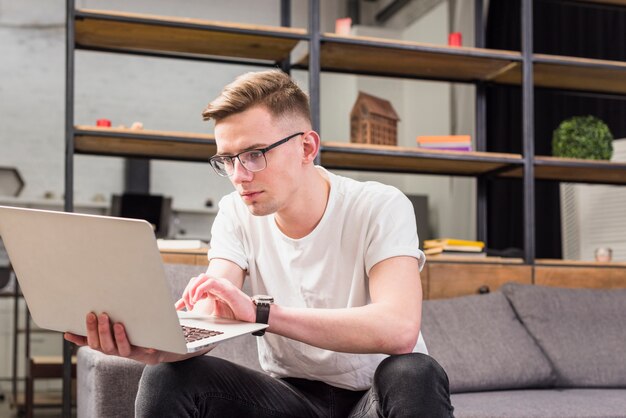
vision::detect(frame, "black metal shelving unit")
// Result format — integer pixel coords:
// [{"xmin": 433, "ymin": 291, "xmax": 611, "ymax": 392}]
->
[
  {"xmin": 61, "ymin": 0, "xmax": 626, "ymax": 416},
  {"xmin": 62, "ymin": 2, "xmax": 314, "ymax": 416}
]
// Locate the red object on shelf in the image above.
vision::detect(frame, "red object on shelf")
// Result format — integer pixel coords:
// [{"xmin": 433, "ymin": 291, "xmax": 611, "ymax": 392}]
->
[
  {"xmin": 448, "ymin": 32, "xmax": 462, "ymax": 47},
  {"xmin": 96, "ymin": 119, "xmax": 111, "ymax": 127},
  {"xmin": 335, "ymin": 17, "xmax": 352, "ymax": 36}
]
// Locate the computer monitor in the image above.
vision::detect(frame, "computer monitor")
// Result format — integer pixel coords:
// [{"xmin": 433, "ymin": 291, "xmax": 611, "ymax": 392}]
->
[
  {"xmin": 110, "ymin": 193, "xmax": 172, "ymax": 238},
  {"xmin": 406, "ymin": 194, "xmax": 430, "ymax": 250}
]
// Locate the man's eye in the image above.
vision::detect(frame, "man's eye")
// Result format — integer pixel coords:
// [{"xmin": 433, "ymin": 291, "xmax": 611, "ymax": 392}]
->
[{"xmin": 247, "ymin": 151, "xmax": 263, "ymax": 160}]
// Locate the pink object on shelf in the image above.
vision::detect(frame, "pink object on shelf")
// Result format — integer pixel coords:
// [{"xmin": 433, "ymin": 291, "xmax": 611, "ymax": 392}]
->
[
  {"xmin": 448, "ymin": 32, "xmax": 462, "ymax": 47},
  {"xmin": 96, "ymin": 119, "xmax": 112, "ymax": 127},
  {"xmin": 335, "ymin": 17, "xmax": 352, "ymax": 35}
]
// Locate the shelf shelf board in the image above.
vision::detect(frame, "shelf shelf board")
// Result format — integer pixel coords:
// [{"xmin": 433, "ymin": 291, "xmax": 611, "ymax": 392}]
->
[
  {"xmin": 296, "ymin": 33, "xmax": 521, "ymax": 82},
  {"xmin": 74, "ymin": 128, "xmax": 626, "ymax": 184},
  {"xmin": 501, "ymin": 155, "xmax": 626, "ymax": 185},
  {"xmin": 0, "ymin": 196, "xmax": 108, "ymax": 209},
  {"xmin": 74, "ymin": 126, "xmax": 215, "ymax": 162},
  {"xmin": 12, "ymin": 392, "xmax": 75, "ymax": 410},
  {"xmin": 320, "ymin": 142, "xmax": 523, "ymax": 176},
  {"xmin": 160, "ymin": 247, "xmax": 209, "ymax": 255},
  {"xmin": 74, "ymin": 127, "xmax": 524, "ymax": 176},
  {"xmin": 536, "ymin": 259, "xmax": 626, "ymax": 267},
  {"xmin": 493, "ymin": 54, "xmax": 626, "ymax": 95},
  {"xmin": 295, "ymin": 34, "xmax": 626, "ymax": 96},
  {"xmin": 427, "ymin": 255, "xmax": 525, "ymax": 264},
  {"xmin": 75, "ymin": 9, "xmax": 307, "ymax": 62}
]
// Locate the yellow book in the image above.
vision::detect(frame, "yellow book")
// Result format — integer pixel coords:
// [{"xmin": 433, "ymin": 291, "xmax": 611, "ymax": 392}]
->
[
  {"xmin": 424, "ymin": 238, "xmax": 485, "ymax": 249},
  {"xmin": 424, "ymin": 247, "xmax": 444, "ymax": 255}
]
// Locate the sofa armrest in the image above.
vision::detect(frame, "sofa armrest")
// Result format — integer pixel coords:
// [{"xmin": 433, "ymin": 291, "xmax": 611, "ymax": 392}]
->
[
  {"xmin": 78, "ymin": 336, "xmax": 262, "ymax": 417},
  {"xmin": 77, "ymin": 347, "xmax": 146, "ymax": 418}
]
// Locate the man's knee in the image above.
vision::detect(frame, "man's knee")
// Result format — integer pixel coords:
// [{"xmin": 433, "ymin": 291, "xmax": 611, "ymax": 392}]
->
[
  {"xmin": 372, "ymin": 354, "xmax": 453, "ymax": 417},
  {"xmin": 375, "ymin": 353, "xmax": 449, "ymax": 387}
]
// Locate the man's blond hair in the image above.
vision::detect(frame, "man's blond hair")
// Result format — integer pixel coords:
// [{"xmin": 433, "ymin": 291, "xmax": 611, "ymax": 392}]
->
[{"xmin": 202, "ymin": 69, "xmax": 311, "ymax": 124}]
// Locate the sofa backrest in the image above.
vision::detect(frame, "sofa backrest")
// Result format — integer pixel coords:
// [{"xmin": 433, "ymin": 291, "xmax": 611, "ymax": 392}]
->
[
  {"xmin": 421, "ymin": 291, "xmax": 555, "ymax": 393},
  {"xmin": 501, "ymin": 282, "xmax": 626, "ymax": 388},
  {"xmin": 163, "ymin": 263, "xmax": 207, "ymax": 302}
]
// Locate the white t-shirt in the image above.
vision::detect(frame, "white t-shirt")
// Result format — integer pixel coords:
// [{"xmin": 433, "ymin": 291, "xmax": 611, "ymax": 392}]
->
[{"xmin": 207, "ymin": 167, "xmax": 427, "ymax": 390}]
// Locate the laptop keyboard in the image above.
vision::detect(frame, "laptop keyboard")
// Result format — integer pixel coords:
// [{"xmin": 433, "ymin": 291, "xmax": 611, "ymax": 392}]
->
[{"xmin": 181, "ymin": 325, "xmax": 223, "ymax": 343}]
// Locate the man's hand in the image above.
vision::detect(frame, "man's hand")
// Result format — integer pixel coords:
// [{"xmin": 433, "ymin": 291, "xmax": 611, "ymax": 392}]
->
[
  {"xmin": 175, "ymin": 275, "xmax": 255, "ymax": 323},
  {"xmin": 64, "ymin": 312, "xmax": 205, "ymax": 365}
]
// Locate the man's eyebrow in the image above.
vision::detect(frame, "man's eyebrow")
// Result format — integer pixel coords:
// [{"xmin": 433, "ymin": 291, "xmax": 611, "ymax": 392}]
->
[
  {"xmin": 215, "ymin": 143, "xmax": 267, "ymax": 157},
  {"xmin": 245, "ymin": 143, "xmax": 267, "ymax": 150}
]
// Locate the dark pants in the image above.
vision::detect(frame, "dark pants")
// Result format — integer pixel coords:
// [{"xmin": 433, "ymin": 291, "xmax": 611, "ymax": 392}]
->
[{"xmin": 135, "ymin": 353, "xmax": 454, "ymax": 418}]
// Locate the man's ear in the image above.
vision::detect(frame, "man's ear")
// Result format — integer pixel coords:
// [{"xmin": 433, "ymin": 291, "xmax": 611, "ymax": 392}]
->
[{"xmin": 301, "ymin": 131, "xmax": 321, "ymax": 164}]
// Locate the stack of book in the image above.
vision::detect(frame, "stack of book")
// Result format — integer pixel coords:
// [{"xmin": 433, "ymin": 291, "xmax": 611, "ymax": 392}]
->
[
  {"xmin": 423, "ymin": 238, "xmax": 486, "ymax": 257},
  {"xmin": 416, "ymin": 135, "xmax": 472, "ymax": 152}
]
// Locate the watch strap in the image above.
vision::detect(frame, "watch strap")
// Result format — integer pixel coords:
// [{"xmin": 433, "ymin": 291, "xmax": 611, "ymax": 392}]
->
[{"xmin": 252, "ymin": 300, "xmax": 271, "ymax": 336}]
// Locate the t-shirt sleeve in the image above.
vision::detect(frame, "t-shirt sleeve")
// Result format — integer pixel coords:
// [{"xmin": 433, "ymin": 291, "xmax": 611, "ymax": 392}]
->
[
  {"xmin": 364, "ymin": 188, "xmax": 426, "ymax": 273},
  {"xmin": 206, "ymin": 195, "xmax": 249, "ymax": 271}
]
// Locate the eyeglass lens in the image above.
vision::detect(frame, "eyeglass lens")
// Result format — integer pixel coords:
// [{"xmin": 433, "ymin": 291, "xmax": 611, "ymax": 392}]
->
[{"xmin": 212, "ymin": 150, "xmax": 266, "ymax": 176}]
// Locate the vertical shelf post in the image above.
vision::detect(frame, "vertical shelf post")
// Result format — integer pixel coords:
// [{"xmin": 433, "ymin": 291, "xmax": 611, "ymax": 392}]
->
[
  {"xmin": 24, "ymin": 305, "xmax": 32, "ymax": 417},
  {"xmin": 11, "ymin": 280, "xmax": 19, "ymax": 409},
  {"xmin": 521, "ymin": 0, "xmax": 535, "ymax": 264},
  {"xmin": 475, "ymin": 0, "xmax": 488, "ymax": 244},
  {"xmin": 309, "ymin": 0, "xmax": 321, "ymax": 143},
  {"xmin": 280, "ymin": 0, "xmax": 292, "ymax": 75},
  {"xmin": 64, "ymin": 6, "xmax": 75, "ymax": 213},
  {"xmin": 63, "ymin": 0, "xmax": 76, "ymax": 416}
]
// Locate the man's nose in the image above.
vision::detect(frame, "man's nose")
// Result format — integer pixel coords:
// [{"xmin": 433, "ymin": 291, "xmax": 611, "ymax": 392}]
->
[{"xmin": 230, "ymin": 158, "xmax": 253, "ymax": 183}]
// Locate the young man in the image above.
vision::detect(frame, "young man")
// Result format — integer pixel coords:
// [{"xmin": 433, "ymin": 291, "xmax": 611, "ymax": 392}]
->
[{"xmin": 65, "ymin": 70, "xmax": 453, "ymax": 417}]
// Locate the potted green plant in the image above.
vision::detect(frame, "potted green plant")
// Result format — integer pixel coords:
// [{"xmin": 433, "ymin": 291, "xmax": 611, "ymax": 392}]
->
[{"xmin": 552, "ymin": 115, "xmax": 613, "ymax": 160}]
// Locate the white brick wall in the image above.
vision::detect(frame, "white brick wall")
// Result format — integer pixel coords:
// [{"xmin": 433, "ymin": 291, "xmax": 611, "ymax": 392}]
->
[{"xmin": 1, "ymin": 0, "xmax": 474, "ymax": 240}]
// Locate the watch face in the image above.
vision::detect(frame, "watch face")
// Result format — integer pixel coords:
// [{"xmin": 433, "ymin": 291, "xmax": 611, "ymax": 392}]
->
[{"xmin": 253, "ymin": 294, "xmax": 274, "ymax": 304}]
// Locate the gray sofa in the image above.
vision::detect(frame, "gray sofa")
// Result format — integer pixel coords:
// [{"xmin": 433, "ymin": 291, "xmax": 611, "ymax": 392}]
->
[
  {"xmin": 421, "ymin": 283, "xmax": 626, "ymax": 418},
  {"xmin": 78, "ymin": 265, "xmax": 626, "ymax": 417}
]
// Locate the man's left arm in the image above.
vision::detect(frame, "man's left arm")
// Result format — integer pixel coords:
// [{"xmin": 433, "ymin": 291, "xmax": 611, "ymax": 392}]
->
[{"xmin": 267, "ymin": 255, "xmax": 422, "ymax": 355}]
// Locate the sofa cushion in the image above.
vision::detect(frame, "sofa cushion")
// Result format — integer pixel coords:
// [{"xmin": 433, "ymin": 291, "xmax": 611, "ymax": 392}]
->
[
  {"xmin": 451, "ymin": 389, "xmax": 626, "ymax": 418},
  {"xmin": 421, "ymin": 292, "xmax": 555, "ymax": 393},
  {"xmin": 501, "ymin": 283, "xmax": 626, "ymax": 388}
]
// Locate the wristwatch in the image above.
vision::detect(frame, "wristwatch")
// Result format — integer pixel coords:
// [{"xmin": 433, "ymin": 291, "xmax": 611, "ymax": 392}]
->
[{"xmin": 251, "ymin": 295, "xmax": 274, "ymax": 336}]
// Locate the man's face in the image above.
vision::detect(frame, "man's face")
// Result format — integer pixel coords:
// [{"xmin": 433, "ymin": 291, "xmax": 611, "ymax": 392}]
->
[{"xmin": 213, "ymin": 106, "xmax": 305, "ymax": 216}]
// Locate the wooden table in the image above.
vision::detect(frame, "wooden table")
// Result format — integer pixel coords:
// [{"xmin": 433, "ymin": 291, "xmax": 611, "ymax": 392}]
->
[
  {"xmin": 160, "ymin": 249, "xmax": 626, "ymax": 299},
  {"xmin": 160, "ymin": 247, "xmax": 209, "ymax": 266}
]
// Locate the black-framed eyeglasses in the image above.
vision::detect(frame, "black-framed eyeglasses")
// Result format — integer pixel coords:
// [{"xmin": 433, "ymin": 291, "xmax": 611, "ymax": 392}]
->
[{"xmin": 209, "ymin": 132, "xmax": 304, "ymax": 177}]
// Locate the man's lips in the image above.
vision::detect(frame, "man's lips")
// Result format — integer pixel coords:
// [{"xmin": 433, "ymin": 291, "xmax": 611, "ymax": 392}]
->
[{"xmin": 240, "ymin": 191, "xmax": 262, "ymax": 200}]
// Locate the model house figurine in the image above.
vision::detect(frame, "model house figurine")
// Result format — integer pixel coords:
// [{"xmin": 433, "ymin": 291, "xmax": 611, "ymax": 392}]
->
[{"xmin": 350, "ymin": 91, "xmax": 399, "ymax": 146}]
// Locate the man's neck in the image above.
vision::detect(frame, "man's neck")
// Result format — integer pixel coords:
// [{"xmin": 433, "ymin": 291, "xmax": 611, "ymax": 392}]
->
[{"xmin": 274, "ymin": 167, "xmax": 330, "ymax": 239}]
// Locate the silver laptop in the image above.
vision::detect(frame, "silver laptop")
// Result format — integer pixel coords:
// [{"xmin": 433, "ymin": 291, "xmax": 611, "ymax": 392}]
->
[{"xmin": 0, "ymin": 205, "xmax": 267, "ymax": 354}]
